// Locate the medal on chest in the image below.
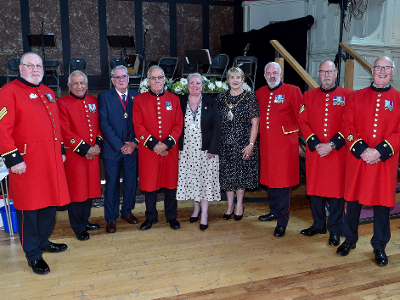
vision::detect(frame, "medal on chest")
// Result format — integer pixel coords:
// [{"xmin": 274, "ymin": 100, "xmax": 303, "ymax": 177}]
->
[
  {"xmin": 274, "ymin": 95, "xmax": 285, "ymax": 104},
  {"xmin": 385, "ymin": 100, "xmax": 394, "ymax": 111}
]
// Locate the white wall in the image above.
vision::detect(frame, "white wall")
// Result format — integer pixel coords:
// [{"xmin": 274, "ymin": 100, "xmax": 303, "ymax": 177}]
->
[{"xmin": 243, "ymin": 0, "xmax": 307, "ymax": 32}]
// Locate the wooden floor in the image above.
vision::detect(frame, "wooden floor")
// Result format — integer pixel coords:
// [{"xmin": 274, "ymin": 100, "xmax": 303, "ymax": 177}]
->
[{"xmin": 1, "ymin": 186, "xmax": 400, "ymax": 300}]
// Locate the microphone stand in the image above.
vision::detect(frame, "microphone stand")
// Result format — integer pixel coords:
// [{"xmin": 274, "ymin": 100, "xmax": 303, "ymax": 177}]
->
[
  {"xmin": 143, "ymin": 26, "xmax": 149, "ymax": 73},
  {"xmin": 40, "ymin": 19, "xmax": 48, "ymax": 85}
]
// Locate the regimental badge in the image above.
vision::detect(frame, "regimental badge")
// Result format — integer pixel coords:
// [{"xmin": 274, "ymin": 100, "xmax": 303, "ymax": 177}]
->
[
  {"xmin": 29, "ymin": 93, "xmax": 38, "ymax": 99},
  {"xmin": 70, "ymin": 138, "xmax": 76, "ymax": 144},
  {"xmin": 274, "ymin": 95, "xmax": 285, "ymax": 104},
  {"xmin": 346, "ymin": 134, "xmax": 354, "ymax": 142},
  {"xmin": 333, "ymin": 96, "xmax": 345, "ymax": 106},
  {"xmin": 88, "ymin": 104, "xmax": 97, "ymax": 113},
  {"xmin": 46, "ymin": 93, "xmax": 55, "ymax": 103},
  {"xmin": 124, "ymin": 112, "xmax": 128, "ymax": 119},
  {"xmin": 140, "ymin": 135, "xmax": 145, "ymax": 140},
  {"xmin": 166, "ymin": 102, "xmax": 173, "ymax": 110},
  {"xmin": 385, "ymin": 100, "xmax": 394, "ymax": 111},
  {"xmin": 299, "ymin": 104, "xmax": 305, "ymax": 115}
]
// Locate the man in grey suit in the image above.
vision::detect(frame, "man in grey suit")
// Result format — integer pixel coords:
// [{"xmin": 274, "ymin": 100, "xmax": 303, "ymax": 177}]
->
[{"xmin": 98, "ymin": 65, "xmax": 139, "ymax": 233}]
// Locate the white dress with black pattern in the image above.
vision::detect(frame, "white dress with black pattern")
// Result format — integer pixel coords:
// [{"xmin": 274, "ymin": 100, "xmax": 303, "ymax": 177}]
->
[{"xmin": 176, "ymin": 102, "xmax": 221, "ymax": 202}]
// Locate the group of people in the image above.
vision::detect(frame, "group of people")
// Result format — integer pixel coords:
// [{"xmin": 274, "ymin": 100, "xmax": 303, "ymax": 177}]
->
[{"xmin": 0, "ymin": 52, "xmax": 398, "ymax": 275}]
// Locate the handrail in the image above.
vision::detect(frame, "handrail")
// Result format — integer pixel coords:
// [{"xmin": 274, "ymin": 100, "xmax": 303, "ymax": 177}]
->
[
  {"xmin": 270, "ymin": 40, "xmax": 319, "ymax": 89},
  {"xmin": 340, "ymin": 42, "xmax": 400, "ymax": 91}
]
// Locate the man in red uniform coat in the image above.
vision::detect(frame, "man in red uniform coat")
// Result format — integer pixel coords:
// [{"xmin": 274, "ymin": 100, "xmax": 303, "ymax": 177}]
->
[
  {"xmin": 133, "ymin": 66, "xmax": 183, "ymax": 230},
  {"xmin": 0, "ymin": 52, "xmax": 70, "ymax": 275},
  {"xmin": 58, "ymin": 71, "xmax": 103, "ymax": 241},
  {"xmin": 337, "ymin": 56, "xmax": 400, "ymax": 266},
  {"xmin": 256, "ymin": 62, "xmax": 302, "ymax": 237},
  {"xmin": 299, "ymin": 60, "xmax": 352, "ymax": 246}
]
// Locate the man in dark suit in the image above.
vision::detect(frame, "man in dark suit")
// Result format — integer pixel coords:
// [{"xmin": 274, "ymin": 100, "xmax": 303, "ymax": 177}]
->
[{"xmin": 98, "ymin": 65, "xmax": 139, "ymax": 233}]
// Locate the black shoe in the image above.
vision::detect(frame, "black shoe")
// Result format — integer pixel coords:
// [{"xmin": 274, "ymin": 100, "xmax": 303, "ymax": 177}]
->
[
  {"xmin": 328, "ymin": 232, "xmax": 340, "ymax": 246},
  {"xmin": 106, "ymin": 221, "xmax": 116, "ymax": 233},
  {"xmin": 140, "ymin": 219, "xmax": 158, "ymax": 230},
  {"xmin": 200, "ymin": 223, "xmax": 208, "ymax": 231},
  {"xmin": 300, "ymin": 226, "xmax": 327, "ymax": 236},
  {"xmin": 234, "ymin": 206, "xmax": 245, "ymax": 221},
  {"xmin": 168, "ymin": 219, "xmax": 181, "ymax": 230},
  {"xmin": 336, "ymin": 242, "xmax": 356, "ymax": 256},
  {"xmin": 86, "ymin": 223, "xmax": 100, "ymax": 231},
  {"xmin": 75, "ymin": 230, "xmax": 90, "ymax": 241},
  {"xmin": 42, "ymin": 242, "xmax": 68, "ymax": 253},
  {"xmin": 373, "ymin": 249, "xmax": 388, "ymax": 266},
  {"xmin": 223, "ymin": 206, "xmax": 235, "ymax": 220},
  {"xmin": 259, "ymin": 213, "xmax": 278, "ymax": 221},
  {"xmin": 28, "ymin": 258, "xmax": 50, "ymax": 275},
  {"xmin": 190, "ymin": 211, "xmax": 201, "ymax": 223},
  {"xmin": 274, "ymin": 226, "xmax": 286, "ymax": 237}
]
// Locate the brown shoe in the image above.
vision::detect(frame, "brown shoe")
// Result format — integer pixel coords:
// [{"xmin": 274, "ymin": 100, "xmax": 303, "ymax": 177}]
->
[
  {"xmin": 121, "ymin": 213, "xmax": 138, "ymax": 224},
  {"xmin": 106, "ymin": 221, "xmax": 116, "ymax": 233}
]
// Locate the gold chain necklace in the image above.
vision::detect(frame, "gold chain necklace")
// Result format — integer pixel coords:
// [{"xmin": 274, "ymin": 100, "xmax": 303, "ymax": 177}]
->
[{"xmin": 224, "ymin": 91, "xmax": 248, "ymax": 121}]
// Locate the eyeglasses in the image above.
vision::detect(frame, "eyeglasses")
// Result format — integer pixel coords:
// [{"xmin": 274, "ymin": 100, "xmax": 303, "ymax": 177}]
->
[
  {"xmin": 318, "ymin": 70, "xmax": 335, "ymax": 75},
  {"xmin": 189, "ymin": 82, "xmax": 202, "ymax": 86},
  {"xmin": 373, "ymin": 66, "xmax": 393, "ymax": 72},
  {"xmin": 113, "ymin": 75, "xmax": 128, "ymax": 80},
  {"xmin": 22, "ymin": 64, "xmax": 43, "ymax": 70},
  {"xmin": 148, "ymin": 76, "xmax": 165, "ymax": 81}
]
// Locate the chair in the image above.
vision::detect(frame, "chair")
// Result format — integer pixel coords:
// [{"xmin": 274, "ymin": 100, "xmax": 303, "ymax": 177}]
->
[
  {"xmin": 158, "ymin": 57, "xmax": 178, "ymax": 79},
  {"xmin": 127, "ymin": 54, "xmax": 145, "ymax": 91},
  {"xmin": 69, "ymin": 58, "xmax": 87, "ymax": 76},
  {"xmin": 203, "ymin": 54, "xmax": 229, "ymax": 80},
  {"xmin": 181, "ymin": 61, "xmax": 197, "ymax": 78},
  {"xmin": 232, "ymin": 56, "xmax": 258, "ymax": 92},
  {"xmin": 109, "ymin": 58, "xmax": 125, "ymax": 89},
  {"xmin": 7, "ymin": 58, "xmax": 20, "ymax": 83},
  {"xmin": 45, "ymin": 60, "xmax": 60, "ymax": 94}
]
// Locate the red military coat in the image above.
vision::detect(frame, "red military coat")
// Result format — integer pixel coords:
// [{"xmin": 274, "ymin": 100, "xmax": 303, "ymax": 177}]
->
[
  {"xmin": 57, "ymin": 93, "xmax": 103, "ymax": 203},
  {"xmin": 299, "ymin": 86, "xmax": 352, "ymax": 198},
  {"xmin": 342, "ymin": 85, "xmax": 400, "ymax": 207},
  {"xmin": 0, "ymin": 78, "xmax": 70, "ymax": 210},
  {"xmin": 256, "ymin": 82, "xmax": 302, "ymax": 188},
  {"xmin": 132, "ymin": 91, "xmax": 183, "ymax": 191}
]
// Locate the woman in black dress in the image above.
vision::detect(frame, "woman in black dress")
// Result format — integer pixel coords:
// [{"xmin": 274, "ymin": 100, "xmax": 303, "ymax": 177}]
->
[{"xmin": 216, "ymin": 67, "xmax": 259, "ymax": 221}]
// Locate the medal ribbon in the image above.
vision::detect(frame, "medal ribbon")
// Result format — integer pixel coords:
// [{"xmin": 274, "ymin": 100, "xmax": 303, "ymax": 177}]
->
[{"xmin": 117, "ymin": 92, "xmax": 128, "ymax": 112}]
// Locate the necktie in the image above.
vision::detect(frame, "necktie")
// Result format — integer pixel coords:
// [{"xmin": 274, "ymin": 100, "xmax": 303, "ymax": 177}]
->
[{"xmin": 121, "ymin": 94, "xmax": 126, "ymax": 104}]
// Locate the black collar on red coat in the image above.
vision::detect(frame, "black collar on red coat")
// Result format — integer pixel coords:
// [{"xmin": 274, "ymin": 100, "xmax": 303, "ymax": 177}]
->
[
  {"xmin": 370, "ymin": 82, "xmax": 391, "ymax": 92},
  {"xmin": 320, "ymin": 84, "xmax": 337, "ymax": 93},
  {"xmin": 267, "ymin": 81, "xmax": 282, "ymax": 92},
  {"xmin": 70, "ymin": 91, "xmax": 86, "ymax": 100},
  {"xmin": 149, "ymin": 89, "xmax": 165, "ymax": 97},
  {"xmin": 17, "ymin": 76, "xmax": 40, "ymax": 88}
]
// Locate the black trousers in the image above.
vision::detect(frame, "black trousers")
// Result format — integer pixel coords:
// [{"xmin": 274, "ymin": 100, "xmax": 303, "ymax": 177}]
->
[
  {"xmin": 68, "ymin": 198, "xmax": 93, "ymax": 233},
  {"xmin": 266, "ymin": 186, "xmax": 291, "ymax": 227},
  {"xmin": 16, "ymin": 206, "xmax": 56, "ymax": 261},
  {"xmin": 310, "ymin": 196, "xmax": 344, "ymax": 234},
  {"xmin": 343, "ymin": 201, "xmax": 391, "ymax": 250},
  {"xmin": 144, "ymin": 188, "xmax": 177, "ymax": 221}
]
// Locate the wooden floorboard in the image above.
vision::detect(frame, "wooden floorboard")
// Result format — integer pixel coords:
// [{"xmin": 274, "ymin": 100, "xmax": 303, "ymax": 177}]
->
[{"xmin": 1, "ymin": 186, "xmax": 400, "ymax": 299}]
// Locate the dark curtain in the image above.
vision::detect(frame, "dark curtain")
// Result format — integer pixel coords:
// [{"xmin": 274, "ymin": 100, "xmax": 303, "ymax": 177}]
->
[{"xmin": 221, "ymin": 15, "xmax": 314, "ymax": 92}]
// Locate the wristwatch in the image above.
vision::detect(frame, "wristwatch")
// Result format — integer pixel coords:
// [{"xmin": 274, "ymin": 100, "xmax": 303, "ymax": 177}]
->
[{"xmin": 329, "ymin": 141, "xmax": 336, "ymax": 149}]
